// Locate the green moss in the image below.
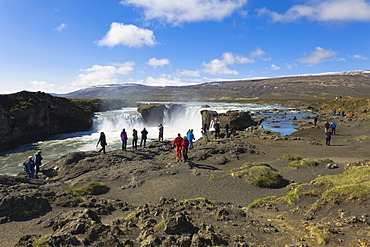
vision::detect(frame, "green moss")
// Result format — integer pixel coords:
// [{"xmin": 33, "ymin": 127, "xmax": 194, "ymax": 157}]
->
[
  {"xmin": 32, "ymin": 234, "xmax": 52, "ymax": 247},
  {"xmin": 137, "ymin": 103, "xmax": 163, "ymax": 112},
  {"xmin": 288, "ymin": 158, "xmax": 317, "ymax": 169},
  {"xmin": 154, "ymin": 220, "xmax": 166, "ymax": 231},
  {"xmin": 15, "ymin": 203, "xmax": 42, "ymax": 219},
  {"xmin": 231, "ymin": 163, "xmax": 284, "ymax": 188},
  {"xmin": 247, "ymin": 196, "xmax": 278, "ymax": 209},
  {"xmin": 354, "ymin": 135, "xmax": 370, "ymax": 142},
  {"xmin": 276, "ymin": 165, "xmax": 370, "ymax": 210},
  {"xmin": 277, "ymin": 153, "xmax": 302, "ymax": 161},
  {"xmin": 70, "ymin": 181, "xmax": 109, "ymax": 196}
]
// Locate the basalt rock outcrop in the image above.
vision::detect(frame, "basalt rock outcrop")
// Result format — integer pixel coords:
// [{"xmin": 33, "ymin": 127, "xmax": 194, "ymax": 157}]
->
[
  {"xmin": 201, "ymin": 110, "xmax": 258, "ymax": 130},
  {"xmin": 0, "ymin": 91, "xmax": 128, "ymax": 152},
  {"xmin": 137, "ymin": 103, "xmax": 186, "ymax": 126}
]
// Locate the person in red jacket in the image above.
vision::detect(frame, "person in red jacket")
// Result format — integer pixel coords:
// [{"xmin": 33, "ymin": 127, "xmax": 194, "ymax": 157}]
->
[
  {"xmin": 181, "ymin": 136, "xmax": 189, "ymax": 162},
  {"xmin": 172, "ymin": 134, "xmax": 183, "ymax": 162}
]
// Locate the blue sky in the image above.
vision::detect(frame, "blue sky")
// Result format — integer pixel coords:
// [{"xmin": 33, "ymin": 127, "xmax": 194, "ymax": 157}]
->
[{"xmin": 1, "ymin": 0, "xmax": 370, "ymax": 94}]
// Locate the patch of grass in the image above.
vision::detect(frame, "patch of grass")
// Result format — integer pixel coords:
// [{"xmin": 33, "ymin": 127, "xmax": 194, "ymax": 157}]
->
[
  {"xmin": 15, "ymin": 203, "xmax": 42, "ymax": 219},
  {"xmin": 345, "ymin": 139, "xmax": 351, "ymax": 142},
  {"xmin": 231, "ymin": 163, "xmax": 284, "ymax": 188},
  {"xmin": 354, "ymin": 135, "xmax": 370, "ymax": 142},
  {"xmin": 247, "ymin": 196, "xmax": 278, "ymax": 209},
  {"xmin": 123, "ymin": 208, "xmax": 140, "ymax": 220},
  {"xmin": 277, "ymin": 153, "xmax": 302, "ymax": 161},
  {"xmin": 280, "ymin": 165, "xmax": 370, "ymax": 209},
  {"xmin": 70, "ymin": 181, "xmax": 109, "ymax": 196},
  {"xmin": 288, "ymin": 158, "xmax": 317, "ymax": 169},
  {"xmin": 154, "ymin": 220, "xmax": 166, "ymax": 231},
  {"xmin": 32, "ymin": 234, "xmax": 52, "ymax": 247}
]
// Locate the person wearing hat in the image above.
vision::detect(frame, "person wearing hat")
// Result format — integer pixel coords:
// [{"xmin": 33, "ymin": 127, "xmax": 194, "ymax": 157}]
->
[
  {"xmin": 23, "ymin": 156, "xmax": 35, "ymax": 178},
  {"xmin": 34, "ymin": 150, "xmax": 43, "ymax": 175}
]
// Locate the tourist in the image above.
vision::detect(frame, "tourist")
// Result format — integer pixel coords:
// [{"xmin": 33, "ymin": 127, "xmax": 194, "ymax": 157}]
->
[
  {"xmin": 140, "ymin": 128, "xmax": 148, "ymax": 148},
  {"xmin": 324, "ymin": 122, "xmax": 330, "ymax": 133},
  {"xmin": 187, "ymin": 129, "xmax": 195, "ymax": 149},
  {"xmin": 314, "ymin": 116, "xmax": 318, "ymax": 126},
  {"xmin": 214, "ymin": 122, "xmax": 220, "ymax": 139},
  {"xmin": 202, "ymin": 124, "xmax": 209, "ymax": 142},
  {"xmin": 325, "ymin": 129, "xmax": 332, "ymax": 146},
  {"xmin": 23, "ymin": 156, "xmax": 35, "ymax": 178},
  {"xmin": 172, "ymin": 133, "xmax": 183, "ymax": 162},
  {"xmin": 231, "ymin": 127, "xmax": 236, "ymax": 138},
  {"xmin": 132, "ymin": 129, "xmax": 138, "ymax": 149},
  {"xmin": 331, "ymin": 121, "xmax": 337, "ymax": 135},
  {"xmin": 181, "ymin": 136, "xmax": 190, "ymax": 163},
  {"xmin": 158, "ymin": 124, "xmax": 164, "ymax": 142},
  {"xmin": 120, "ymin": 128, "xmax": 128, "ymax": 150},
  {"xmin": 225, "ymin": 123, "xmax": 230, "ymax": 137},
  {"xmin": 33, "ymin": 150, "xmax": 43, "ymax": 175},
  {"xmin": 96, "ymin": 132, "xmax": 107, "ymax": 154}
]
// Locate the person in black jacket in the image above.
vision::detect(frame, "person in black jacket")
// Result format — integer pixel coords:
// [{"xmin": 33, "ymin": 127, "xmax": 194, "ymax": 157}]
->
[
  {"xmin": 97, "ymin": 132, "xmax": 107, "ymax": 154},
  {"xmin": 33, "ymin": 150, "xmax": 43, "ymax": 175},
  {"xmin": 140, "ymin": 128, "xmax": 148, "ymax": 148}
]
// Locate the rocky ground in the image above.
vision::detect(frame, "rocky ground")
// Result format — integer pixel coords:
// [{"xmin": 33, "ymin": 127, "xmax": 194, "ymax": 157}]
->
[{"xmin": 0, "ymin": 101, "xmax": 369, "ymax": 246}]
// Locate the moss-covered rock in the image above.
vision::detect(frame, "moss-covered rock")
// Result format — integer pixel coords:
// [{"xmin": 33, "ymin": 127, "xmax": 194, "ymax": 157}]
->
[{"xmin": 231, "ymin": 163, "xmax": 285, "ymax": 188}]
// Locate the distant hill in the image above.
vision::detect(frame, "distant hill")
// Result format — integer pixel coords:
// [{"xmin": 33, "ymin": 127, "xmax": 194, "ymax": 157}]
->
[{"xmin": 59, "ymin": 70, "xmax": 370, "ymax": 101}]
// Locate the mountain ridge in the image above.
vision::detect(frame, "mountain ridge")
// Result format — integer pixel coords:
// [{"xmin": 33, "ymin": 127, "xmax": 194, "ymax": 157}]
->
[{"xmin": 58, "ymin": 70, "xmax": 370, "ymax": 101}]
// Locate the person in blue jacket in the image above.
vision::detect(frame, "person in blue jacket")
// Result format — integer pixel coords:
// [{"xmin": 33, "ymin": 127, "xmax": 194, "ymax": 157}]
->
[
  {"xmin": 186, "ymin": 129, "xmax": 195, "ymax": 149},
  {"xmin": 23, "ymin": 156, "xmax": 35, "ymax": 178},
  {"xmin": 331, "ymin": 121, "xmax": 337, "ymax": 135}
]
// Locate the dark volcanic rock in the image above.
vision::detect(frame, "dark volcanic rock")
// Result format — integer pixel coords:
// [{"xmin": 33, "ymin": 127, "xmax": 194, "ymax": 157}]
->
[
  {"xmin": 137, "ymin": 103, "xmax": 186, "ymax": 126},
  {"xmin": 138, "ymin": 104, "xmax": 167, "ymax": 126},
  {"xmin": 0, "ymin": 91, "xmax": 94, "ymax": 152},
  {"xmin": 201, "ymin": 110, "xmax": 258, "ymax": 130},
  {"xmin": 0, "ymin": 175, "xmax": 53, "ymax": 222}
]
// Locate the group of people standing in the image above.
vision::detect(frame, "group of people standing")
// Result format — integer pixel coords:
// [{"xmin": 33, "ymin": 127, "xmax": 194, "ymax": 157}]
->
[
  {"xmin": 23, "ymin": 150, "xmax": 43, "ymax": 178},
  {"xmin": 97, "ymin": 124, "xmax": 165, "ymax": 153},
  {"xmin": 171, "ymin": 129, "xmax": 195, "ymax": 164}
]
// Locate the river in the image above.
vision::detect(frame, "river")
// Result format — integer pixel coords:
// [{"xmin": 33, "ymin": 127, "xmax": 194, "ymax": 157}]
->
[{"xmin": 0, "ymin": 102, "xmax": 312, "ymax": 175}]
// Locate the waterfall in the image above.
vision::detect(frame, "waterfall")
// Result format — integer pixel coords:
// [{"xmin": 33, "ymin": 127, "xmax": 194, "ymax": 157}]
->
[{"xmin": 0, "ymin": 102, "xmax": 312, "ymax": 176}]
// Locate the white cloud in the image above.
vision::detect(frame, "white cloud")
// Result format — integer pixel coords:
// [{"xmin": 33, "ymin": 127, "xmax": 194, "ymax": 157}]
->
[
  {"xmin": 97, "ymin": 22, "xmax": 156, "ymax": 48},
  {"xmin": 352, "ymin": 54, "xmax": 369, "ymax": 60},
  {"xmin": 29, "ymin": 81, "xmax": 55, "ymax": 92},
  {"xmin": 72, "ymin": 62, "xmax": 134, "ymax": 88},
  {"xmin": 120, "ymin": 0, "xmax": 247, "ymax": 25},
  {"xmin": 259, "ymin": 0, "xmax": 370, "ymax": 22},
  {"xmin": 144, "ymin": 75, "xmax": 186, "ymax": 86},
  {"xmin": 147, "ymin": 58, "xmax": 170, "ymax": 68},
  {"xmin": 250, "ymin": 47, "xmax": 265, "ymax": 58},
  {"xmin": 55, "ymin": 23, "xmax": 67, "ymax": 31},
  {"xmin": 297, "ymin": 47, "xmax": 337, "ymax": 64},
  {"xmin": 271, "ymin": 64, "xmax": 280, "ymax": 70},
  {"xmin": 202, "ymin": 59, "xmax": 238, "ymax": 75},
  {"xmin": 176, "ymin": 69, "xmax": 200, "ymax": 77},
  {"xmin": 201, "ymin": 52, "xmax": 253, "ymax": 75}
]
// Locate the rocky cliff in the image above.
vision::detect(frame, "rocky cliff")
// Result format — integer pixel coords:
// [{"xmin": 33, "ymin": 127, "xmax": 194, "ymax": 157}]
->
[{"xmin": 0, "ymin": 91, "xmax": 128, "ymax": 152}]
